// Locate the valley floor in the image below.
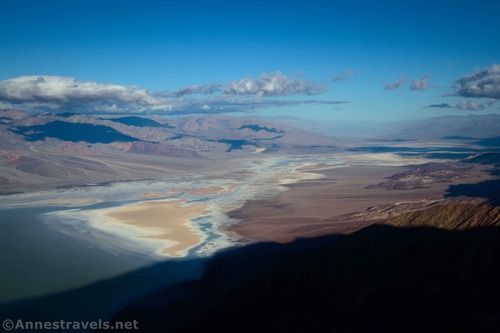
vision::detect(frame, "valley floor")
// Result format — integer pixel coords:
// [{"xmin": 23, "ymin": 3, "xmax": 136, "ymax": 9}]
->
[{"xmin": 0, "ymin": 148, "xmax": 498, "ymax": 331}]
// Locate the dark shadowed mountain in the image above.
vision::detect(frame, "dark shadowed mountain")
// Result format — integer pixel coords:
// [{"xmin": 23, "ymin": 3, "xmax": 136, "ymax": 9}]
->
[
  {"xmin": 1, "ymin": 200, "xmax": 497, "ymax": 333},
  {"xmin": 104, "ymin": 203, "xmax": 500, "ymax": 333}
]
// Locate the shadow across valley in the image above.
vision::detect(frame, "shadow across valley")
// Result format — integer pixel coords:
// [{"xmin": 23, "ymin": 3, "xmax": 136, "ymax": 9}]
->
[
  {"xmin": 107, "ymin": 219, "xmax": 500, "ymax": 333},
  {"xmin": 0, "ymin": 235, "xmax": 343, "ymax": 332},
  {"xmin": 2, "ymin": 207, "xmax": 500, "ymax": 333},
  {"xmin": 182, "ymin": 226, "xmax": 500, "ymax": 333},
  {"xmin": 445, "ymin": 178, "xmax": 500, "ymax": 206},
  {"xmin": 102, "ymin": 235, "xmax": 345, "ymax": 332},
  {"xmin": 0, "ymin": 257, "xmax": 205, "ymax": 330}
]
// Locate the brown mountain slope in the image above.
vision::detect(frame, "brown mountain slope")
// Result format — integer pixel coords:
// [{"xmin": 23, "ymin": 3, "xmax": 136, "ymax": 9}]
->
[{"xmin": 382, "ymin": 203, "xmax": 500, "ymax": 229}]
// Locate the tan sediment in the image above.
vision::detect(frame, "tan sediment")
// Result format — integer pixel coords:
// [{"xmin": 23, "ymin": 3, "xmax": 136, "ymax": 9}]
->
[
  {"xmin": 33, "ymin": 198, "xmax": 98, "ymax": 205},
  {"xmin": 101, "ymin": 199, "xmax": 209, "ymax": 257},
  {"xmin": 228, "ymin": 165, "xmax": 494, "ymax": 243}
]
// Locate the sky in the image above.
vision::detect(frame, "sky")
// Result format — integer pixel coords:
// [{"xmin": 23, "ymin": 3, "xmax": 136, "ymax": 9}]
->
[{"xmin": 0, "ymin": 0, "xmax": 499, "ymax": 121}]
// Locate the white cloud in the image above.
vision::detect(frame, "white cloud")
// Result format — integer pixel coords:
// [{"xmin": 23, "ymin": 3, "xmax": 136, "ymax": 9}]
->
[
  {"xmin": 223, "ymin": 71, "xmax": 327, "ymax": 97},
  {"xmin": 0, "ymin": 75, "xmax": 178, "ymax": 113},
  {"xmin": 410, "ymin": 74, "xmax": 431, "ymax": 91},
  {"xmin": 0, "ymin": 73, "xmax": 338, "ymax": 115},
  {"xmin": 456, "ymin": 100, "xmax": 484, "ymax": 111},
  {"xmin": 0, "ymin": 75, "xmax": 162, "ymax": 105},
  {"xmin": 455, "ymin": 64, "xmax": 500, "ymax": 99}
]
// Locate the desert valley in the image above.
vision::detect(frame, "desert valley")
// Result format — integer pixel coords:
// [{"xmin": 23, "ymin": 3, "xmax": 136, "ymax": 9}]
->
[
  {"xmin": 1, "ymin": 109, "xmax": 499, "ymax": 331},
  {"xmin": 1, "ymin": 1, "xmax": 499, "ymax": 331}
]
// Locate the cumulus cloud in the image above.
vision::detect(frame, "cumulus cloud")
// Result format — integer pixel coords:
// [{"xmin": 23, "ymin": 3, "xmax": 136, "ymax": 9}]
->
[
  {"xmin": 0, "ymin": 73, "xmax": 338, "ymax": 115},
  {"xmin": 223, "ymin": 71, "xmax": 327, "ymax": 97},
  {"xmin": 0, "ymin": 75, "xmax": 180, "ymax": 114},
  {"xmin": 456, "ymin": 100, "xmax": 484, "ymax": 111},
  {"xmin": 384, "ymin": 76, "xmax": 406, "ymax": 90},
  {"xmin": 410, "ymin": 74, "xmax": 431, "ymax": 91},
  {"xmin": 455, "ymin": 64, "xmax": 500, "ymax": 99},
  {"xmin": 333, "ymin": 69, "xmax": 359, "ymax": 82},
  {"xmin": 0, "ymin": 75, "xmax": 162, "ymax": 105},
  {"xmin": 172, "ymin": 83, "xmax": 223, "ymax": 97}
]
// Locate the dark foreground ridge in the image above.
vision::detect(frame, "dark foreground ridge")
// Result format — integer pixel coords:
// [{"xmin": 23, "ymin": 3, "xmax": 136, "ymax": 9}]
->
[{"xmin": 106, "ymin": 204, "xmax": 500, "ymax": 333}]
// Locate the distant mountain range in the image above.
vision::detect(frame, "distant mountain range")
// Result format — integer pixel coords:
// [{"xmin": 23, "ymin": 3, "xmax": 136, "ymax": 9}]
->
[
  {"xmin": 0, "ymin": 109, "xmax": 334, "ymax": 193},
  {"xmin": 1, "ymin": 109, "xmax": 499, "ymax": 193},
  {"xmin": 395, "ymin": 114, "xmax": 500, "ymax": 139},
  {"xmin": 0, "ymin": 109, "xmax": 333, "ymax": 151},
  {"xmin": 272, "ymin": 114, "xmax": 500, "ymax": 140}
]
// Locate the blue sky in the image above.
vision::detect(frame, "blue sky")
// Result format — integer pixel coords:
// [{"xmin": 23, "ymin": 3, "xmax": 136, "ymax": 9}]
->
[{"xmin": 0, "ymin": 0, "xmax": 498, "ymax": 121}]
